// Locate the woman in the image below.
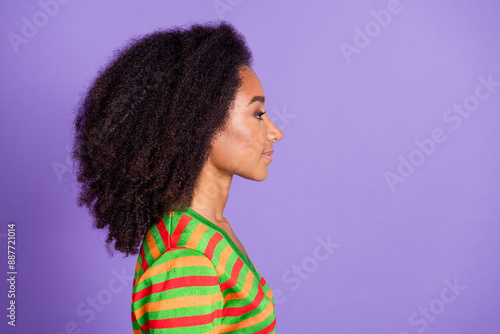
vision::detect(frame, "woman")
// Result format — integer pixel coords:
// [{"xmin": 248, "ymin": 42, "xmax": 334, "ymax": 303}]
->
[{"xmin": 71, "ymin": 21, "xmax": 283, "ymax": 333}]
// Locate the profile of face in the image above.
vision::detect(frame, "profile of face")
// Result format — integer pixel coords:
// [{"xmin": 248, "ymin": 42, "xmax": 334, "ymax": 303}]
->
[{"xmin": 208, "ymin": 65, "xmax": 283, "ymax": 181}]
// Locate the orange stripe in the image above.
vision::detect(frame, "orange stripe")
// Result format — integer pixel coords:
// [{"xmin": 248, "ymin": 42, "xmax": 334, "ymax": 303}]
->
[
  {"xmin": 145, "ymin": 229, "xmax": 161, "ymax": 260},
  {"xmin": 137, "ymin": 255, "xmax": 213, "ymax": 285},
  {"xmin": 219, "ymin": 298, "xmax": 274, "ymax": 332},
  {"xmin": 185, "ymin": 224, "xmax": 208, "ymax": 250},
  {"xmin": 266, "ymin": 289, "xmax": 273, "ymax": 300},
  {"xmin": 132, "ymin": 329, "xmax": 142, "ymax": 334},
  {"xmin": 224, "ymin": 269, "xmax": 255, "ymax": 302},
  {"xmin": 135, "ymin": 260, "xmax": 140, "ymax": 275},
  {"xmin": 134, "ymin": 292, "xmax": 223, "ymax": 319},
  {"xmin": 134, "ymin": 261, "xmax": 141, "ymax": 286},
  {"xmin": 202, "ymin": 325, "xmax": 221, "ymax": 334},
  {"xmin": 215, "ymin": 245, "xmax": 232, "ymax": 276}
]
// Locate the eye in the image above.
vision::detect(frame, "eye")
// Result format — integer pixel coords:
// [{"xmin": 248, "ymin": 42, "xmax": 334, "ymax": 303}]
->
[{"xmin": 255, "ymin": 111, "xmax": 266, "ymax": 121}]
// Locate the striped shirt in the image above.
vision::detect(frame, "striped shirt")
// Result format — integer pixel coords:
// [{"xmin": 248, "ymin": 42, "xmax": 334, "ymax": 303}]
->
[{"xmin": 131, "ymin": 206, "xmax": 276, "ymax": 333}]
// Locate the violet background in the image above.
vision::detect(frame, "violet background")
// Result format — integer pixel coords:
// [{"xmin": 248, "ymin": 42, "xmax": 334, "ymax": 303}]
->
[{"xmin": 1, "ymin": 0, "xmax": 499, "ymax": 333}]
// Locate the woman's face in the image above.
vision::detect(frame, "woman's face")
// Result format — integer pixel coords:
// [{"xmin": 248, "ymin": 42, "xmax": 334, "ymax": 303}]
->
[{"xmin": 208, "ymin": 65, "xmax": 283, "ymax": 181}]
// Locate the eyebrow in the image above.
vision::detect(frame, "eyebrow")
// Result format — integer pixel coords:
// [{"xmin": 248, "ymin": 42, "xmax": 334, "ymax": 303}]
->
[{"xmin": 247, "ymin": 95, "xmax": 265, "ymax": 106}]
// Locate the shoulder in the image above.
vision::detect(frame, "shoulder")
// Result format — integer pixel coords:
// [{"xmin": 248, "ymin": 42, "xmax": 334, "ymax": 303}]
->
[
  {"xmin": 140, "ymin": 247, "xmax": 218, "ymax": 283},
  {"xmin": 155, "ymin": 247, "xmax": 216, "ymax": 271},
  {"xmin": 132, "ymin": 247, "xmax": 222, "ymax": 302},
  {"xmin": 131, "ymin": 247, "xmax": 225, "ymax": 332}
]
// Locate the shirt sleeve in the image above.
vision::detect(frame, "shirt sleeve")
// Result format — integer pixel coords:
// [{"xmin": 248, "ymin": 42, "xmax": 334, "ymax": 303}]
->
[{"xmin": 131, "ymin": 247, "xmax": 224, "ymax": 333}]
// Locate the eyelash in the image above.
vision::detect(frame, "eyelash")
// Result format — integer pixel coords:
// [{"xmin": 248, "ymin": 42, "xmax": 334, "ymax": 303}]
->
[{"xmin": 256, "ymin": 111, "xmax": 266, "ymax": 120}]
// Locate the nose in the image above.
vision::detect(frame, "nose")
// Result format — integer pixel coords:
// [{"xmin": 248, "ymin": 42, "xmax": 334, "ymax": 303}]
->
[{"xmin": 266, "ymin": 116, "xmax": 283, "ymax": 142}]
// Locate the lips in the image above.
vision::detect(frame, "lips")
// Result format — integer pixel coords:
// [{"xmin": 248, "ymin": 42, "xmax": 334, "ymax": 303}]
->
[
  {"xmin": 262, "ymin": 150, "xmax": 274, "ymax": 162},
  {"xmin": 262, "ymin": 150, "xmax": 274, "ymax": 155}
]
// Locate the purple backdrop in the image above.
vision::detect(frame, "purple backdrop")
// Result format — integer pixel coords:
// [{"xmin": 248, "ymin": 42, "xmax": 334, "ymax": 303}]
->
[{"xmin": 1, "ymin": 0, "xmax": 499, "ymax": 333}]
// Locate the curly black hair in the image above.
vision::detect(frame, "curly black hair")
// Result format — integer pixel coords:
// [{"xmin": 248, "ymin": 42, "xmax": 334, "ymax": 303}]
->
[{"xmin": 71, "ymin": 21, "xmax": 253, "ymax": 257}]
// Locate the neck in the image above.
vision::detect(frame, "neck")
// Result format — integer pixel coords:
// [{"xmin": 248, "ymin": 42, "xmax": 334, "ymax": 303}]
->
[{"xmin": 190, "ymin": 159, "xmax": 233, "ymax": 226}]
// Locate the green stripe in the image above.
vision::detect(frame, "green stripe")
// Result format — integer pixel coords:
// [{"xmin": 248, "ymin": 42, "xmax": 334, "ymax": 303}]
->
[
  {"xmin": 144, "ymin": 300, "xmax": 223, "ymax": 319},
  {"xmin": 194, "ymin": 227, "xmax": 214, "ymax": 253},
  {"xmin": 223, "ymin": 274, "xmax": 260, "ymax": 309},
  {"xmin": 150, "ymin": 223, "xmax": 167, "ymax": 255}
]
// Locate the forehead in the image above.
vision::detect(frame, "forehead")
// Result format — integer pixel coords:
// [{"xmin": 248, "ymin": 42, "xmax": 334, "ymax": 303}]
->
[{"xmin": 237, "ymin": 66, "xmax": 264, "ymax": 100}]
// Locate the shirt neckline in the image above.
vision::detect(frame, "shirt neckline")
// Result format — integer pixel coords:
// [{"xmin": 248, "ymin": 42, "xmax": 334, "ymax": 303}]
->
[{"xmin": 180, "ymin": 206, "xmax": 258, "ymax": 277}]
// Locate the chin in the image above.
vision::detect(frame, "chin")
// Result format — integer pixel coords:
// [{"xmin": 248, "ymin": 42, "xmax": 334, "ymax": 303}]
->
[
  {"xmin": 254, "ymin": 174, "xmax": 268, "ymax": 182},
  {"xmin": 255, "ymin": 169, "xmax": 269, "ymax": 181},
  {"xmin": 239, "ymin": 169, "xmax": 268, "ymax": 182}
]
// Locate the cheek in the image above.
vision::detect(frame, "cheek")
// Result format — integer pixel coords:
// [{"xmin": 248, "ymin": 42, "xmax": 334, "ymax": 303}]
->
[
  {"xmin": 211, "ymin": 117, "xmax": 265, "ymax": 171},
  {"xmin": 225, "ymin": 119, "xmax": 262, "ymax": 155}
]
